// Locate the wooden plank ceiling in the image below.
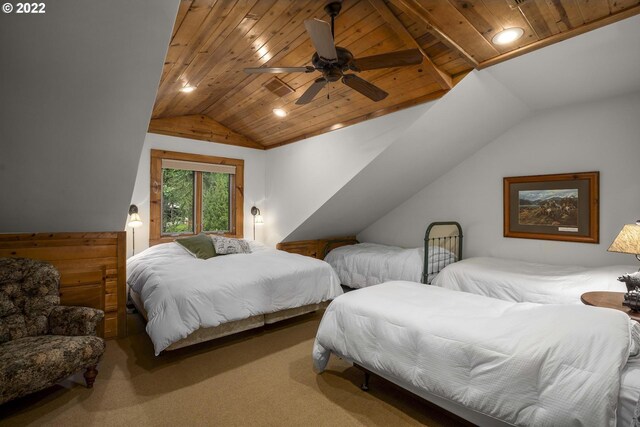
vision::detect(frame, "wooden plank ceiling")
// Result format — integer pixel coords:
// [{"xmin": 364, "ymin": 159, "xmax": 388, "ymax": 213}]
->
[{"xmin": 150, "ymin": 0, "xmax": 640, "ymax": 149}]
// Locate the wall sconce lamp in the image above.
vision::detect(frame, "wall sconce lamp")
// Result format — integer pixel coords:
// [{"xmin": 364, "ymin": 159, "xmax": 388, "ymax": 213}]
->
[
  {"xmin": 251, "ymin": 206, "xmax": 263, "ymax": 240},
  {"xmin": 128, "ymin": 204, "xmax": 143, "ymax": 255}
]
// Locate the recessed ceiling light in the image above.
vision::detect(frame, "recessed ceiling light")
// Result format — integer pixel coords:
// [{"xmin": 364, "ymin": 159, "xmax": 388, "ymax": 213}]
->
[
  {"xmin": 273, "ymin": 108, "xmax": 287, "ymax": 118},
  {"xmin": 180, "ymin": 85, "xmax": 196, "ymax": 93},
  {"xmin": 492, "ymin": 28, "xmax": 524, "ymax": 45}
]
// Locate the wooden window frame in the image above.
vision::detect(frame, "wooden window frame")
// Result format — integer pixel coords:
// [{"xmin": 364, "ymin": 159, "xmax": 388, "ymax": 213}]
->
[{"xmin": 150, "ymin": 149, "xmax": 244, "ymax": 246}]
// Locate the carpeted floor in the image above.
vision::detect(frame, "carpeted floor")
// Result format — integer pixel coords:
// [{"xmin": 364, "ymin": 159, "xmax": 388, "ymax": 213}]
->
[{"xmin": 0, "ymin": 312, "xmax": 467, "ymax": 426}]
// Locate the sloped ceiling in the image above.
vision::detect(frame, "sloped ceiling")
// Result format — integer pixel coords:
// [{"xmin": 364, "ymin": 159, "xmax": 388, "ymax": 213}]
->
[
  {"xmin": 283, "ymin": 14, "xmax": 640, "ymax": 242},
  {"xmin": 0, "ymin": 0, "xmax": 179, "ymax": 232},
  {"xmin": 149, "ymin": 0, "xmax": 639, "ymax": 149}
]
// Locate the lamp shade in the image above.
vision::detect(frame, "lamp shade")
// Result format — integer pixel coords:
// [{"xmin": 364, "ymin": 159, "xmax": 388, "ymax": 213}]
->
[
  {"xmin": 128, "ymin": 213, "xmax": 143, "ymax": 228},
  {"xmin": 254, "ymin": 213, "xmax": 264, "ymax": 224},
  {"xmin": 608, "ymin": 224, "xmax": 640, "ymax": 254}
]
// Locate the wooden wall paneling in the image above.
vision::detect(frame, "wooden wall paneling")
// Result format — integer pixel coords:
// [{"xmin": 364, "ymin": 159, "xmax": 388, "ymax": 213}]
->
[
  {"xmin": 477, "ymin": 5, "xmax": 640, "ymax": 69},
  {"xmin": 228, "ymin": 21, "xmax": 417, "ymax": 135},
  {"xmin": 149, "ymin": 0, "xmax": 639, "ymax": 148},
  {"xmin": 0, "ymin": 232, "xmax": 127, "ymax": 339},
  {"xmin": 209, "ymin": 2, "xmax": 386, "ymax": 125},
  {"xmin": 154, "ymin": 0, "xmax": 257, "ymax": 116},
  {"xmin": 518, "ymin": 1, "xmax": 559, "ymax": 39},
  {"xmin": 256, "ymin": 73, "xmax": 443, "ymax": 146},
  {"xmin": 267, "ymin": 89, "xmax": 448, "ymax": 149},
  {"xmin": 446, "ymin": 0, "xmax": 533, "ymax": 52},
  {"xmin": 392, "ymin": 0, "xmax": 480, "ymax": 66},
  {"xmin": 225, "ymin": 21, "xmax": 405, "ymax": 135},
  {"xmin": 115, "ymin": 231, "xmax": 126, "ymax": 338},
  {"xmin": 206, "ymin": 0, "xmax": 381, "ymax": 125},
  {"xmin": 167, "ymin": 0, "xmax": 285, "ymax": 118},
  {"xmin": 577, "ymin": 0, "xmax": 612, "ymax": 23},
  {"xmin": 200, "ymin": 0, "xmax": 329, "ymax": 119},
  {"xmin": 277, "ymin": 236, "xmax": 358, "ymax": 260},
  {"xmin": 148, "ymin": 115, "xmax": 264, "ymax": 149},
  {"xmin": 369, "ymin": 0, "xmax": 452, "ymax": 89}
]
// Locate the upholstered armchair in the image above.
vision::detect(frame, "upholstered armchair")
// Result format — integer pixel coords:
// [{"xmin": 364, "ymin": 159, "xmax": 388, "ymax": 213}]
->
[{"xmin": 0, "ymin": 257, "xmax": 106, "ymax": 405}]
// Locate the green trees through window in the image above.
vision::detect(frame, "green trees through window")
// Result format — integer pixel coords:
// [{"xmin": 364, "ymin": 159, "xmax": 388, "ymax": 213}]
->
[
  {"xmin": 162, "ymin": 169, "xmax": 232, "ymax": 234},
  {"xmin": 151, "ymin": 150, "xmax": 243, "ymax": 243},
  {"xmin": 202, "ymin": 172, "xmax": 230, "ymax": 232},
  {"xmin": 162, "ymin": 169, "xmax": 194, "ymax": 234}
]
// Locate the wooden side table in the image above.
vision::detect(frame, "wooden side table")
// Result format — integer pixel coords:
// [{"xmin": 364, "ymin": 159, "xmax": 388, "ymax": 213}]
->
[{"xmin": 581, "ymin": 291, "xmax": 640, "ymax": 322}]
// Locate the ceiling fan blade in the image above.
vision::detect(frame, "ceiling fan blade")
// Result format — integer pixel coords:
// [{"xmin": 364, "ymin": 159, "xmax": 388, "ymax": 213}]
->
[
  {"xmin": 351, "ymin": 49, "xmax": 423, "ymax": 72},
  {"xmin": 244, "ymin": 66, "xmax": 315, "ymax": 74},
  {"xmin": 304, "ymin": 19, "xmax": 338, "ymax": 61},
  {"xmin": 296, "ymin": 78, "xmax": 327, "ymax": 105},
  {"xmin": 342, "ymin": 74, "xmax": 388, "ymax": 102}
]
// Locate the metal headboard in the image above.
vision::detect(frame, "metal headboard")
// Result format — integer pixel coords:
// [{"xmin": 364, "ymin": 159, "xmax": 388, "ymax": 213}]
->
[{"xmin": 422, "ymin": 221, "xmax": 463, "ymax": 284}]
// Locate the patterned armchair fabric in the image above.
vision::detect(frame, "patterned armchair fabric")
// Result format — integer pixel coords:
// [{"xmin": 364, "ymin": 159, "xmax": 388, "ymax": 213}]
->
[{"xmin": 0, "ymin": 258, "xmax": 105, "ymax": 405}]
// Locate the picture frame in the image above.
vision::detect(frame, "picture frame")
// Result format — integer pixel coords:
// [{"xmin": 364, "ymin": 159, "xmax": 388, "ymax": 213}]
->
[{"xmin": 503, "ymin": 171, "xmax": 599, "ymax": 243}]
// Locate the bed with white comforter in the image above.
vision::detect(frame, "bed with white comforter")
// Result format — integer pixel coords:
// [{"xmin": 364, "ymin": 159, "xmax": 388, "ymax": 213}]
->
[
  {"xmin": 324, "ymin": 243, "xmax": 456, "ymax": 288},
  {"xmin": 314, "ymin": 281, "xmax": 640, "ymax": 426},
  {"xmin": 432, "ymin": 257, "xmax": 631, "ymax": 304},
  {"xmin": 128, "ymin": 242, "xmax": 342, "ymax": 355}
]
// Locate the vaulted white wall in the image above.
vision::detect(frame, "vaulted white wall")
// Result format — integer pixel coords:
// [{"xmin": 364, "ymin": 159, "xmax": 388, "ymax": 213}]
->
[
  {"xmin": 284, "ymin": 71, "xmax": 530, "ymax": 243},
  {"xmin": 0, "ymin": 0, "xmax": 178, "ymax": 232},
  {"xmin": 264, "ymin": 104, "xmax": 432, "ymax": 246},
  {"xmin": 283, "ymin": 14, "xmax": 640, "ymax": 258},
  {"xmin": 359, "ymin": 91, "xmax": 640, "ymax": 267}
]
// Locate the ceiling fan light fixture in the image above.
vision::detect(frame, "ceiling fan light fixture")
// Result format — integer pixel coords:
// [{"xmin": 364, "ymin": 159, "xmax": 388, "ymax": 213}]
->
[
  {"xmin": 492, "ymin": 27, "xmax": 524, "ymax": 45},
  {"xmin": 272, "ymin": 108, "xmax": 287, "ymax": 118},
  {"xmin": 180, "ymin": 85, "xmax": 196, "ymax": 93}
]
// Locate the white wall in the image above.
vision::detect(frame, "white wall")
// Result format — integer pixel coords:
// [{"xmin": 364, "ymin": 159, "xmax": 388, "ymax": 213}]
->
[
  {"xmin": 0, "ymin": 0, "xmax": 178, "ymax": 232},
  {"xmin": 264, "ymin": 103, "xmax": 432, "ymax": 246},
  {"xmin": 284, "ymin": 71, "xmax": 530, "ymax": 243},
  {"xmin": 359, "ymin": 91, "xmax": 640, "ymax": 267},
  {"xmin": 127, "ymin": 133, "xmax": 266, "ymax": 257}
]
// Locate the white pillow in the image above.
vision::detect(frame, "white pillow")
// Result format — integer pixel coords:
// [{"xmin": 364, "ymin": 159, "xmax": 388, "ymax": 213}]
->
[{"xmin": 211, "ymin": 236, "xmax": 252, "ymax": 255}]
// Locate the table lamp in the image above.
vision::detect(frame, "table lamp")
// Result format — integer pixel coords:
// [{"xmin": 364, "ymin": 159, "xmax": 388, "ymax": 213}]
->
[{"xmin": 608, "ymin": 221, "xmax": 640, "ymax": 310}]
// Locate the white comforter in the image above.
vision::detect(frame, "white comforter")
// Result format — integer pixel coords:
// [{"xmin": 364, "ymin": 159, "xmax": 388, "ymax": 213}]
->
[
  {"xmin": 128, "ymin": 242, "xmax": 342, "ymax": 354},
  {"xmin": 324, "ymin": 243, "xmax": 455, "ymax": 288},
  {"xmin": 314, "ymin": 282, "xmax": 638, "ymax": 426},
  {"xmin": 432, "ymin": 257, "xmax": 631, "ymax": 304}
]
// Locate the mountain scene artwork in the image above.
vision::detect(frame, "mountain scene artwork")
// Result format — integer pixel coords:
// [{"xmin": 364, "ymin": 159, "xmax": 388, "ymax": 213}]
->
[{"xmin": 518, "ymin": 189, "xmax": 578, "ymax": 227}]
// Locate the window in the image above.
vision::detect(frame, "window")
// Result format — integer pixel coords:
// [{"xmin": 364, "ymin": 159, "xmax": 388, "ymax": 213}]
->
[{"xmin": 150, "ymin": 150, "xmax": 244, "ymax": 245}]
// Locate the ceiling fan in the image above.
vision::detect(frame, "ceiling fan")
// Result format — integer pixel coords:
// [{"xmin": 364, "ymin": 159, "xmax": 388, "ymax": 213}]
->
[{"xmin": 243, "ymin": 1, "xmax": 423, "ymax": 105}]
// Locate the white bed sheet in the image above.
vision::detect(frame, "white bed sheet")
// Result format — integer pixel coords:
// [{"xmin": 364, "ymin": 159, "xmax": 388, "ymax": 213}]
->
[
  {"xmin": 324, "ymin": 243, "xmax": 455, "ymax": 289},
  {"xmin": 127, "ymin": 242, "xmax": 342, "ymax": 354},
  {"xmin": 432, "ymin": 257, "xmax": 632, "ymax": 304},
  {"xmin": 619, "ymin": 357, "xmax": 640, "ymax": 427},
  {"xmin": 314, "ymin": 282, "xmax": 639, "ymax": 426}
]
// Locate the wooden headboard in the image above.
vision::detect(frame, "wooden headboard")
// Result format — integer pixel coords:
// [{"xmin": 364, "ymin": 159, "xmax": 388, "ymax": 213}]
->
[
  {"xmin": 0, "ymin": 232, "xmax": 127, "ymax": 338},
  {"xmin": 277, "ymin": 236, "xmax": 358, "ymax": 260}
]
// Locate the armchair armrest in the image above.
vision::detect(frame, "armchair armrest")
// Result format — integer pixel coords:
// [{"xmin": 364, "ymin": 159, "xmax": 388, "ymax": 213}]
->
[{"xmin": 48, "ymin": 306, "xmax": 105, "ymax": 336}]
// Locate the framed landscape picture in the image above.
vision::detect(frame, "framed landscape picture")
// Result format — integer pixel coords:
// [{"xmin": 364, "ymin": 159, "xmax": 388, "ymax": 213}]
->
[{"xmin": 503, "ymin": 172, "xmax": 599, "ymax": 243}]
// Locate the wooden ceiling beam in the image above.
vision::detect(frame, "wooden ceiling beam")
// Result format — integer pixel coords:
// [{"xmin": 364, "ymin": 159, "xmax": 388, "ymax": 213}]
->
[
  {"xmin": 392, "ymin": 0, "xmax": 479, "ymax": 67},
  {"xmin": 367, "ymin": 0, "xmax": 452, "ymax": 90},
  {"xmin": 148, "ymin": 115, "xmax": 265, "ymax": 150},
  {"xmin": 478, "ymin": 5, "xmax": 640, "ymax": 69}
]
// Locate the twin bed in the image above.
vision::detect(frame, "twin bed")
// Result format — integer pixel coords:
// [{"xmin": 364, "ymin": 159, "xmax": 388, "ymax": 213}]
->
[
  {"xmin": 313, "ymin": 222, "xmax": 638, "ymax": 425},
  {"xmin": 127, "ymin": 223, "xmax": 639, "ymax": 425}
]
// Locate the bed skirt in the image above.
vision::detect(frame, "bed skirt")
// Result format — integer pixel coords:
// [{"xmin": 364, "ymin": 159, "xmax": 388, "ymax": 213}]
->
[{"xmin": 130, "ymin": 289, "xmax": 328, "ymax": 351}]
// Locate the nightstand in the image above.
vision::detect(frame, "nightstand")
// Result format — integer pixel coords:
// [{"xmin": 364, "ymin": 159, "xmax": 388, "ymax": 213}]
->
[{"xmin": 581, "ymin": 291, "xmax": 640, "ymax": 322}]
